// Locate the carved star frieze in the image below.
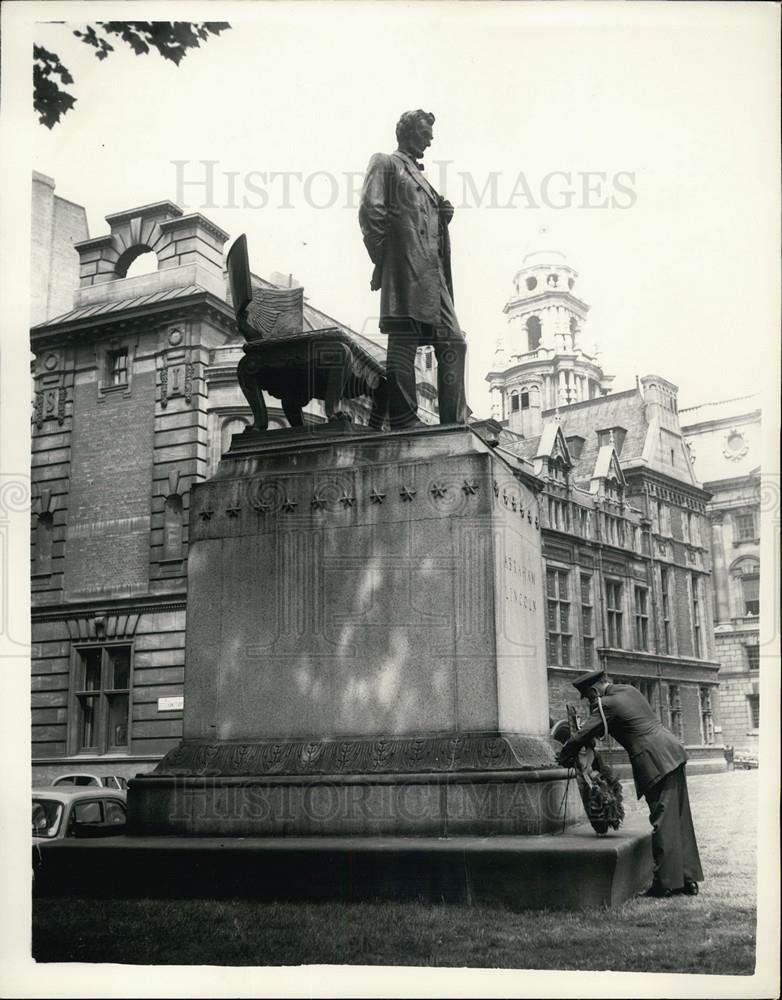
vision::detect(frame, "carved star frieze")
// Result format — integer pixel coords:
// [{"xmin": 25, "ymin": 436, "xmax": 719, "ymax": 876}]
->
[
  {"xmin": 339, "ymin": 493, "xmax": 356, "ymax": 508},
  {"xmin": 311, "ymin": 495, "xmax": 328, "ymax": 510},
  {"xmin": 399, "ymin": 486, "xmax": 417, "ymax": 502},
  {"xmin": 510, "ymin": 497, "xmax": 517, "ymax": 511},
  {"xmin": 281, "ymin": 497, "xmax": 297, "ymax": 512},
  {"xmin": 430, "ymin": 483, "xmax": 448, "ymax": 498},
  {"xmin": 253, "ymin": 501, "xmax": 272, "ymax": 514},
  {"xmin": 199, "ymin": 509, "xmax": 214, "ymax": 521},
  {"xmin": 462, "ymin": 481, "xmax": 478, "ymax": 495},
  {"xmin": 369, "ymin": 490, "xmax": 386, "ymax": 504},
  {"xmin": 226, "ymin": 506, "xmax": 241, "ymax": 518}
]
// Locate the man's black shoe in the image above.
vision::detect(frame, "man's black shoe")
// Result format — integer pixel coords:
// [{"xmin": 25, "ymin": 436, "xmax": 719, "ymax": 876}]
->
[{"xmin": 681, "ymin": 880, "xmax": 699, "ymax": 896}]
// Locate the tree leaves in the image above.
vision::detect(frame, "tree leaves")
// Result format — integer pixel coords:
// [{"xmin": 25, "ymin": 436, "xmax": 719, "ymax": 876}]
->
[{"xmin": 33, "ymin": 21, "xmax": 231, "ymax": 128}]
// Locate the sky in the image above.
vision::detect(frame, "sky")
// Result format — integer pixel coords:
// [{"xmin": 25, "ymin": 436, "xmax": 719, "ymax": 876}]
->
[{"xmin": 29, "ymin": 4, "xmax": 779, "ymax": 416}]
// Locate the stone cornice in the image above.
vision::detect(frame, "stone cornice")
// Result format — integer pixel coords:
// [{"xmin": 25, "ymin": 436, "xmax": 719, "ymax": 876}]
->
[
  {"xmin": 32, "ymin": 592, "xmax": 186, "ymax": 622},
  {"xmin": 502, "ymin": 290, "xmax": 590, "ymax": 315},
  {"xmin": 30, "ymin": 292, "xmax": 237, "ymax": 349}
]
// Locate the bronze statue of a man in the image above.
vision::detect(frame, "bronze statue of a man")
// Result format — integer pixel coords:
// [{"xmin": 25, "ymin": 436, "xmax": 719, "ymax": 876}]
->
[{"xmin": 359, "ymin": 110, "xmax": 468, "ymax": 429}]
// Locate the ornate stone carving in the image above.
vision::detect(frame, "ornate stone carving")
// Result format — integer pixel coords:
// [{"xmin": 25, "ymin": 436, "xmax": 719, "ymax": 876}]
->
[{"xmin": 154, "ymin": 733, "xmax": 560, "ymax": 778}]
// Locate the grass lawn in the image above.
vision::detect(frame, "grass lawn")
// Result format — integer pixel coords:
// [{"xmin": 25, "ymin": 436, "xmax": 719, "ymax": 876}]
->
[{"xmin": 32, "ymin": 770, "xmax": 757, "ymax": 973}]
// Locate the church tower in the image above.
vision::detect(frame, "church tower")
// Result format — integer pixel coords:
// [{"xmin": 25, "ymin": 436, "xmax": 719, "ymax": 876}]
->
[{"xmin": 486, "ymin": 248, "xmax": 614, "ymax": 436}]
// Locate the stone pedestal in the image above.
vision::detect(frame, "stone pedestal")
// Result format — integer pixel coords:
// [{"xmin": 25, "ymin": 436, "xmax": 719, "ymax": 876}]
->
[{"xmin": 130, "ymin": 424, "xmax": 579, "ymax": 836}]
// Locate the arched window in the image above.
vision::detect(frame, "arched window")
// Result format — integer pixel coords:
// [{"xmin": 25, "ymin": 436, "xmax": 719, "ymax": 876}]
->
[
  {"xmin": 526, "ymin": 276, "xmax": 537, "ymax": 291},
  {"xmin": 124, "ymin": 250, "xmax": 158, "ymax": 278},
  {"xmin": 526, "ymin": 316, "xmax": 542, "ymax": 352},
  {"xmin": 115, "ymin": 244, "xmax": 157, "ymax": 278},
  {"xmin": 520, "ymin": 389, "xmax": 529, "ymax": 410},
  {"xmin": 510, "ymin": 391, "xmax": 520, "ymax": 413}
]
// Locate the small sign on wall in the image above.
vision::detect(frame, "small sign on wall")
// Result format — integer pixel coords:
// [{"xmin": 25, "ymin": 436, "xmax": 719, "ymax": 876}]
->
[{"xmin": 158, "ymin": 696, "xmax": 184, "ymax": 712}]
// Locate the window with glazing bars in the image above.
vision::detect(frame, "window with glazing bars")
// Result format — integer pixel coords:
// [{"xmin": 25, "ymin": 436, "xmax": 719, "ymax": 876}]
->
[
  {"xmin": 73, "ymin": 645, "xmax": 131, "ymax": 754},
  {"xmin": 634, "ymin": 586, "xmax": 649, "ymax": 650},
  {"xmin": 606, "ymin": 581, "xmax": 623, "ymax": 647},
  {"xmin": 660, "ymin": 568, "xmax": 671, "ymax": 654},
  {"xmin": 546, "ymin": 568, "xmax": 571, "ymax": 666},
  {"xmin": 667, "ymin": 684, "xmax": 683, "ymax": 739},
  {"xmin": 580, "ymin": 573, "xmax": 594, "ymax": 667}
]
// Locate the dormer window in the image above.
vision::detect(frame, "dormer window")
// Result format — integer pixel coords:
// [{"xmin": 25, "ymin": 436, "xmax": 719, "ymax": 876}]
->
[
  {"xmin": 109, "ymin": 349, "xmax": 128, "ymax": 387},
  {"xmin": 604, "ymin": 477, "xmax": 622, "ymax": 501},
  {"xmin": 549, "ymin": 458, "xmax": 567, "ymax": 483},
  {"xmin": 566, "ymin": 435, "xmax": 585, "ymax": 459},
  {"xmin": 597, "ymin": 426, "xmax": 627, "ymax": 455}
]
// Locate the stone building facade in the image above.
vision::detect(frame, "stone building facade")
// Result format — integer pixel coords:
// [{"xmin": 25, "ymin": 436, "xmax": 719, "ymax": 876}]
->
[
  {"xmin": 680, "ymin": 396, "xmax": 762, "ymax": 754},
  {"xmin": 29, "ymin": 194, "xmax": 436, "ymax": 784},
  {"xmin": 485, "ymin": 255, "xmax": 724, "ymax": 765}
]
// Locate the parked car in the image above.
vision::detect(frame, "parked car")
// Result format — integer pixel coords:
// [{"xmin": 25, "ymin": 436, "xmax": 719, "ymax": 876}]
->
[
  {"xmin": 32, "ymin": 787, "xmax": 127, "ymax": 845},
  {"xmin": 51, "ymin": 773, "xmax": 128, "ymax": 791}
]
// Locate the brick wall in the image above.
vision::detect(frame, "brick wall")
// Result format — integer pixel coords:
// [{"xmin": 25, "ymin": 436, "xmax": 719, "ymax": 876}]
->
[{"xmin": 65, "ymin": 373, "xmax": 156, "ymax": 600}]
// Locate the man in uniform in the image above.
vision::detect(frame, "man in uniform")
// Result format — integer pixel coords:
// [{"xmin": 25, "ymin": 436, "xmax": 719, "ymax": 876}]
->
[
  {"xmin": 558, "ymin": 668, "xmax": 704, "ymax": 898},
  {"xmin": 359, "ymin": 109, "xmax": 468, "ymax": 429}
]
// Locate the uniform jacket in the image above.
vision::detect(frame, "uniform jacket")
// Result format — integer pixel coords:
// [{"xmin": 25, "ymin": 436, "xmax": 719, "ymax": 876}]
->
[
  {"xmin": 359, "ymin": 150, "xmax": 454, "ymax": 330},
  {"xmin": 564, "ymin": 683, "xmax": 688, "ymax": 799}
]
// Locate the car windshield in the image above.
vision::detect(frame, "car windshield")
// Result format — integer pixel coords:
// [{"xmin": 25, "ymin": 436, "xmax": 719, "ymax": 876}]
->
[{"xmin": 32, "ymin": 798, "xmax": 64, "ymax": 839}]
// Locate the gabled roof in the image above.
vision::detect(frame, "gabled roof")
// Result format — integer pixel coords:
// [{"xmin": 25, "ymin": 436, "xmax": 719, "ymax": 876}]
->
[
  {"xmin": 590, "ymin": 444, "xmax": 626, "ymax": 492},
  {"xmin": 532, "ymin": 421, "xmax": 572, "ymax": 466}
]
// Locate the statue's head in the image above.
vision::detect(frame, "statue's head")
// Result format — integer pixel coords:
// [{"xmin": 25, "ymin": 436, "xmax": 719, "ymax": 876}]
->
[{"xmin": 396, "ymin": 109, "xmax": 436, "ymax": 159}]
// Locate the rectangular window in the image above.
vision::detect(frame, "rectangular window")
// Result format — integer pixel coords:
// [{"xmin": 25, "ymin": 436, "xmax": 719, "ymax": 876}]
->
[
  {"xmin": 747, "ymin": 694, "xmax": 760, "ymax": 730},
  {"xmin": 667, "ymin": 684, "xmax": 683, "ymax": 739},
  {"xmin": 690, "ymin": 573, "xmax": 701, "ymax": 658},
  {"xmin": 634, "ymin": 586, "xmax": 649, "ymax": 651},
  {"xmin": 742, "ymin": 572, "xmax": 760, "ymax": 617},
  {"xmin": 109, "ymin": 349, "xmax": 128, "ymax": 387},
  {"xmin": 735, "ymin": 512, "xmax": 756, "ymax": 541},
  {"xmin": 638, "ymin": 678, "xmax": 658, "ymax": 716},
  {"xmin": 746, "ymin": 646, "xmax": 759, "ymax": 672},
  {"xmin": 546, "ymin": 568, "xmax": 571, "ymax": 666},
  {"xmin": 660, "ymin": 568, "xmax": 671, "ymax": 654},
  {"xmin": 511, "ymin": 394, "xmax": 520, "ymax": 412},
  {"xmin": 579, "ymin": 508, "xmax": 590, "ymax": 538},
  {"xmin": 606, "ymin": 581, "xmax": 623, "ymax": 648},
  {"xmin": 73, "ymin": 645, "xmax": 131, "ymax": 755},
  {"xmin": 580, "ymin": 573, "xmax": 594, "ymax": 667},
  {"xmin": 699, "ymin": 686, "xmax": 714, "ymax": 745}
]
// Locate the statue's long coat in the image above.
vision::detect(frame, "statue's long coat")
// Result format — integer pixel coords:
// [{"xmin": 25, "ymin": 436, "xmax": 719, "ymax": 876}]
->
[{"xmin": 359, "ymin": 150, "xmax": 453, "ymax": 333}]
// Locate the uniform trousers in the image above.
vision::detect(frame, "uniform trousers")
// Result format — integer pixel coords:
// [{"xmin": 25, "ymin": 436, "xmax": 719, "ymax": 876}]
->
[{"xmin": 645, "ymin": 763, "xmax": 704, "ymax": 890}]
